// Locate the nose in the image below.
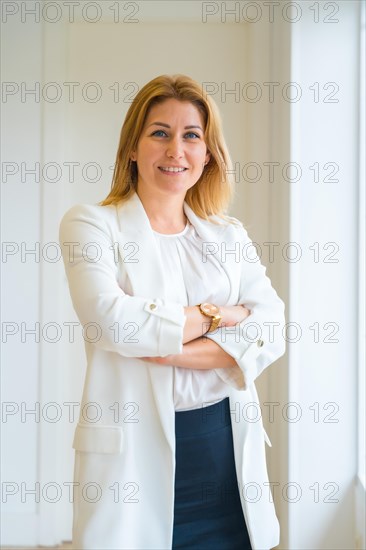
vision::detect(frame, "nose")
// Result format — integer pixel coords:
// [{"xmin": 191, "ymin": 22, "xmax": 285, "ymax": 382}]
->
[{"xmin": 166, "ymin": 136, "xmax": 184, "ymax": 159}]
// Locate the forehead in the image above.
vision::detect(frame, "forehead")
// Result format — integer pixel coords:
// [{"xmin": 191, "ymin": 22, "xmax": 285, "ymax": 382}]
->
[{"xmin": 144, "ymin": 98, "xmax": 204, "ymax": 125}]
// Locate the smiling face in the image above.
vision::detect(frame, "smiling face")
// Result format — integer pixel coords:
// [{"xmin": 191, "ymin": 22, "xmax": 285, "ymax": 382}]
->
[{"xmin": 130, "ymin": 98, "xmax": 210, "ymax": 201}]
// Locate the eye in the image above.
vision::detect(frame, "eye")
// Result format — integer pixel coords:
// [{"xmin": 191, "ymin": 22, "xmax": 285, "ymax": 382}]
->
[
  {"xmin": 184, "ymin": 132, "xmax": 200, "ymax": 139},
  {"xmin": 151, "ymin": 130, "xmax": 167, "ymax": 137}
]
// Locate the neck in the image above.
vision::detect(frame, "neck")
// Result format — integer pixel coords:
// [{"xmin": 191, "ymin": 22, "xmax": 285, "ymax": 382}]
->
[{"xmin": 136, "ymin": 188, "xmax": 187, "ymax": 231}]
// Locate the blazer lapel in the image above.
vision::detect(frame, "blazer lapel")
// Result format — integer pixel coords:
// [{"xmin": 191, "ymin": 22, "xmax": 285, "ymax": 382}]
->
[
  {"xmin": 115, "ymin": 192, "xmax": 177, "ymax": 453},
  {"xmin": 183, "ymin": 200, "xmax": 239, "ymax": 305}
]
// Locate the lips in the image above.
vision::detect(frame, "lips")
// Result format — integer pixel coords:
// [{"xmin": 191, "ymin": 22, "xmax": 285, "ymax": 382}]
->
[{"xmin": 158, "ymin": 166, "xmax": 188, "ymax": 173}]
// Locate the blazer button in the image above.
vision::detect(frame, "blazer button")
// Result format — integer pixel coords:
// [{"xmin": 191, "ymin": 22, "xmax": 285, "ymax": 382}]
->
[
  {"xmin": 257, "ymin": 339, "xmax": 264, "ymax": 347},
  {"xmin": 149, "ymin": 303, "xmax": 157, "ymax": 310}
]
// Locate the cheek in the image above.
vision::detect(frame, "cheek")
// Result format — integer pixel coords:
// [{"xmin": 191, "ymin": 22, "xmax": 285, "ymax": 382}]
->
[
  {"xmin": 136, "ymin": 146, "xmax": 155, "ymax": 166},
  {"xmin": 141, "ymin": 143, "xmax": 161, "ymax": 161},
  {"xmin": 192, "ymin": 147, "xmax": 209, "ymax": 167}
]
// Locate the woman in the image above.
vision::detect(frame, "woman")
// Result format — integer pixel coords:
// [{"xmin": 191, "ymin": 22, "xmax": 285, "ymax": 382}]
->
[{"xmin": 59, "ymin": 74, "xmax": 286, "ymax": 550}]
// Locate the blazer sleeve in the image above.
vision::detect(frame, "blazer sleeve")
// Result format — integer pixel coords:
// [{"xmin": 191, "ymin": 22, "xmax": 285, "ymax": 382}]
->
[
  {"xmin": 59, "ymin": 204, "xmax": 186, "ymax": 357},
  {"xmin": 205, "ymin": 222, "xmax": 286, "ymax": 391}
]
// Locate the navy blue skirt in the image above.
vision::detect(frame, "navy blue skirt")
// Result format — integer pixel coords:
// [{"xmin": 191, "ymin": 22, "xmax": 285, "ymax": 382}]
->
[{"xmin": 172, "ymin": 397, "xmax": 252, "ymax": 549}]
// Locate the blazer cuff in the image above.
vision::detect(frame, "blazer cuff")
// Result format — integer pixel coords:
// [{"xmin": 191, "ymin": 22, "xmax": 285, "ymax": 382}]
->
[
  {"xmin": 143, "ymin": 298, "xmax": 186, "ymax": 356},
  {"xmin": 213, "ymin": 339, "xmax": 264, "ymax": 390},
  {"xmin": 205, "ymin": 325, "xmax": 265, "ymax": 390}
]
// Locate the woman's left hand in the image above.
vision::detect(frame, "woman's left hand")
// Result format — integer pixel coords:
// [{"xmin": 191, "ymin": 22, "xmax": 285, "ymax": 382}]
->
[{"xmin": 140, "ymin": 337, "xmax": 237, "ymax": 370}]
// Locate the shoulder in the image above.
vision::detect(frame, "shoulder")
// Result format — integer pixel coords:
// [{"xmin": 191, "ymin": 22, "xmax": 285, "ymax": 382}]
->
[
  {"xmin": 208, "ymin": 213, "xmax": 250, "ymax": 241},
  {"xmin": 59, "ymin": 202, "xmax": 118, "ymax": 228},
  {"xmin": 58, "ymin": 203, "xmax": 120, "ymax": 245}
]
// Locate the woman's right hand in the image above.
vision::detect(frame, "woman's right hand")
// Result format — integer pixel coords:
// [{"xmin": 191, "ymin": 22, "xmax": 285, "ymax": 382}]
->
[{"xmin": 219, "ymin": 304, "xmax": 251, "ymax": 327}]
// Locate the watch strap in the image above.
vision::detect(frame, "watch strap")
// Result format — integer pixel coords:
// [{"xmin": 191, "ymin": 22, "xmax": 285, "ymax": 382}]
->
[{"xmin": 197, "ymin": 303, "xmax": 221, "ymax": 333}]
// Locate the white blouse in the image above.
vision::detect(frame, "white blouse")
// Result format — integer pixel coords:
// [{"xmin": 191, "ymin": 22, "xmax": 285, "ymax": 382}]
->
[{"xmin": 152, "ymin": 219, "xmax": 232, "ymax": 412}]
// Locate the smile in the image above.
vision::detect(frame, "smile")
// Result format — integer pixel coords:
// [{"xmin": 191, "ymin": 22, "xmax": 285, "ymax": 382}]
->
[{"xmin": 158, "ymin": 166, "xmax": 188, "ymax": 173}]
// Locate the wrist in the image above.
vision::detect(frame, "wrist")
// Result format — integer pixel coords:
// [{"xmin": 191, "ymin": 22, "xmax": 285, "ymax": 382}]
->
[
  {"xmin": 217, "ymin": 306, "xmax": 227, "ymax": 328},
  {"xmin": 195, "ymin": 306, "xmax": 210, "ymax": 335},
  {"xmin": 197, "ymin": 303, "xmax": 222, "ymax": 333}
]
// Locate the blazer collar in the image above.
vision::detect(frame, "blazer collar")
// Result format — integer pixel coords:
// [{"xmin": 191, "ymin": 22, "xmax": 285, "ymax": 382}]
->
[{"xmin": 116, "ymin": 190, "xmax": 229, "ymax": 240}]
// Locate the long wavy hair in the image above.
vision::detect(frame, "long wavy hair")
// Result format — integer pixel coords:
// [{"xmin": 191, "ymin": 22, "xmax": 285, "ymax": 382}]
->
[{"xmin": 99, "ymin": 74, "xmax": 238, "ymax": 225}]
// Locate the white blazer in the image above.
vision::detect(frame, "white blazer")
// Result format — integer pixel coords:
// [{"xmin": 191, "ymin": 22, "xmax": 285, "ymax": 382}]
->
[{"xmin": 59, "ymin": 191, "xmax": 286, "ymax": 550}]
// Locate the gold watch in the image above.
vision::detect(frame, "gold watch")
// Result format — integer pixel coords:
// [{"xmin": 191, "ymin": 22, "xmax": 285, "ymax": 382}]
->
[{"xmin": 197, "ymin": 303, "xmax": 222, "ymax": 333}]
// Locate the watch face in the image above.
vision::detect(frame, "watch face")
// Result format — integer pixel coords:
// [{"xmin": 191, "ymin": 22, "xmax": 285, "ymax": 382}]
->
[{"xmin": 201, "ymin": 302, "xmax": 219, "ymax": 316}]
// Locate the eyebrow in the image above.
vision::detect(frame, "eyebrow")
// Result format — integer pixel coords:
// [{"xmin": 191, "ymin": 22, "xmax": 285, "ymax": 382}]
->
[{"xmin": 147, "ymin": 122, "xmax": 203, "ymax": 131}]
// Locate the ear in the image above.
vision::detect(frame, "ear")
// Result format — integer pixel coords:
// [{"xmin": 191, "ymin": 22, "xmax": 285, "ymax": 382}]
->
[
  {"xmin": 204, "ymin": 151, "xmax": 211, "ymax": 165},
  {"xmin": 130, "ymin": 151, "xmax": 137, "ymax": 161}
]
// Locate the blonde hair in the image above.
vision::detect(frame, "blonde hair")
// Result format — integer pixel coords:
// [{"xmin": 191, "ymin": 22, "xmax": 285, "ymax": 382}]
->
[{"xmin": 100, "ymin": 74, "xmax": 239, "ymax": 225}]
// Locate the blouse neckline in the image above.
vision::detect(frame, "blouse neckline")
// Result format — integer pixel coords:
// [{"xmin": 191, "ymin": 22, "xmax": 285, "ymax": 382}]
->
[{"xmin": 152, "ymin": 221, "xmax": 191, "ymax": 237}]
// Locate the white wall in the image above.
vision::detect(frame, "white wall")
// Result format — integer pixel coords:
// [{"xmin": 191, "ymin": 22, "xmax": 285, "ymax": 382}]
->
[
  {"xmin": 282, "ymin": 2, "xmax": 363, "ymax": 548},
  {"xmin": 1, "ymin": 11, "xmax": 44, "ymax": 544}
]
